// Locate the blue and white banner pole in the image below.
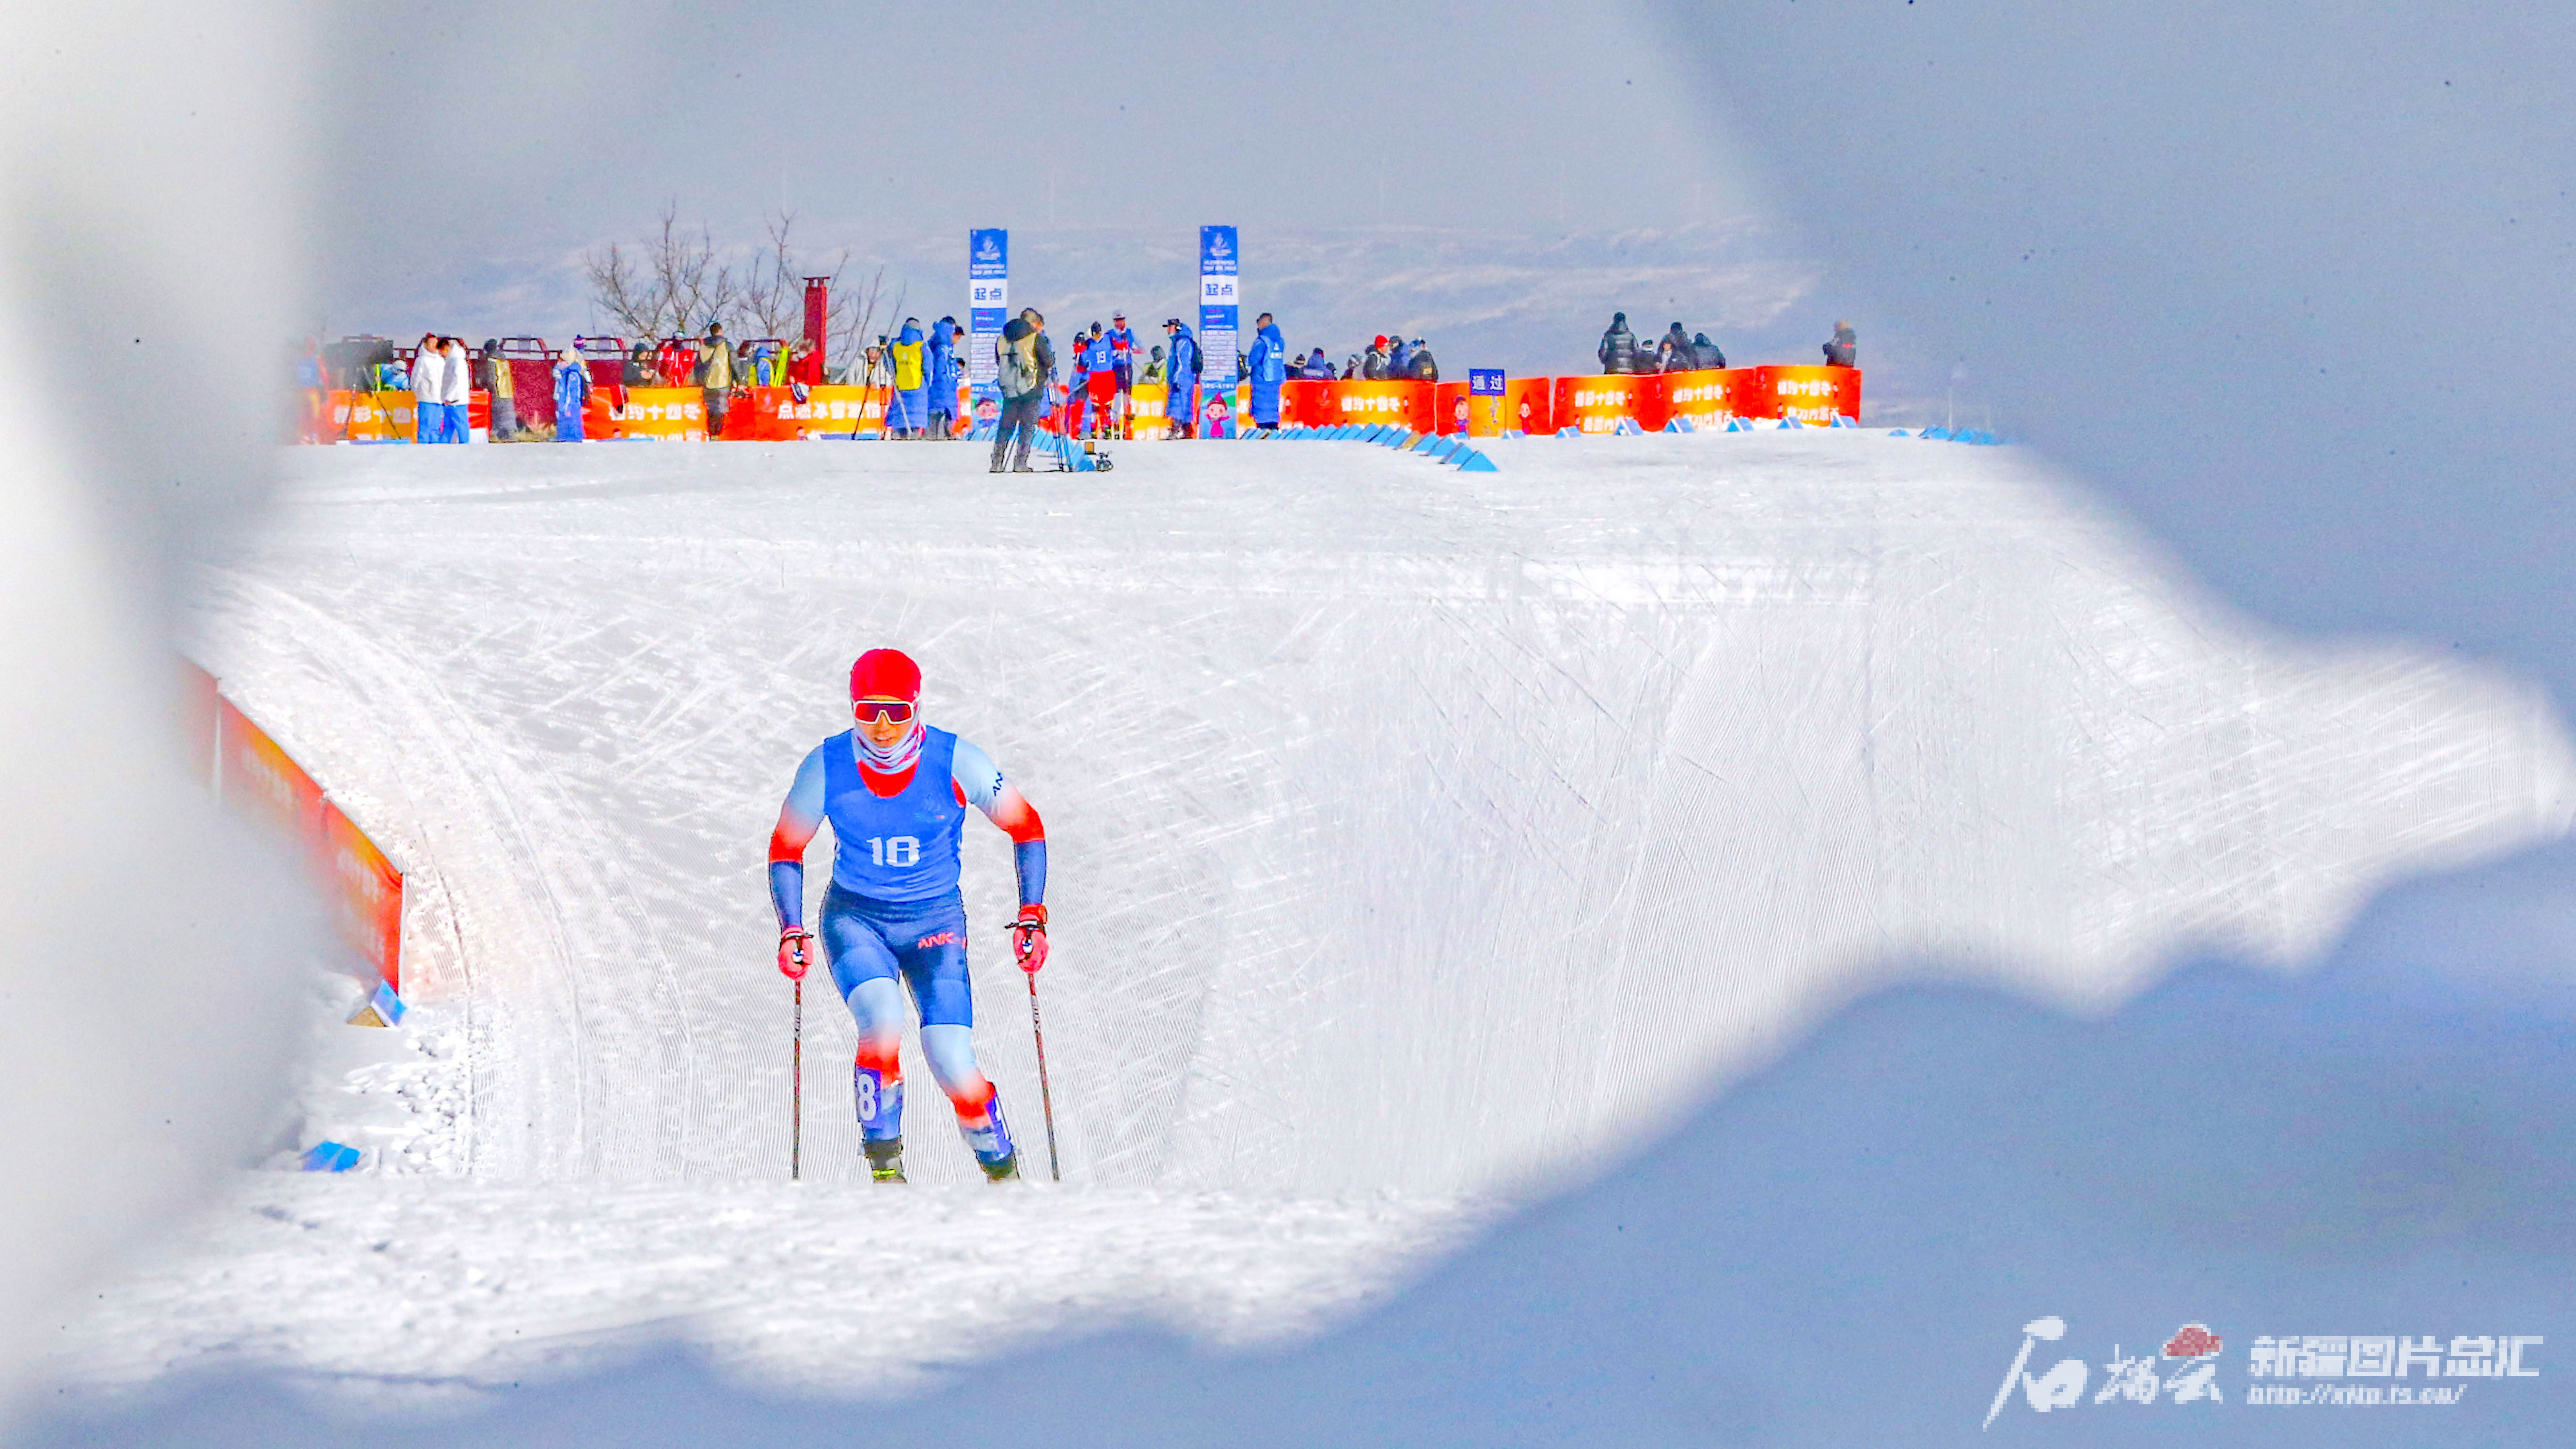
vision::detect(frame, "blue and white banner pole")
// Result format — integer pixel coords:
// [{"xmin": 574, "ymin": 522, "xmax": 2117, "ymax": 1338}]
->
[
  {"xmin": 1199, "ymin": 225, "xmax": 1238, "ymax": 429},
  {"xmin": 968, "ymin": 228, "xmax": 1008, "ymax": 426}
]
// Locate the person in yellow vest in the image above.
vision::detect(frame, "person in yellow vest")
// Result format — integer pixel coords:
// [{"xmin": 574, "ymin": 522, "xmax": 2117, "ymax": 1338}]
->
[
  {"xmin": 889, "ymin": 318, "xmax": 929, "ymax": 439},
  {"xmin": 697, "ymin": 321, "xmax": 736, "ymax": 439}
]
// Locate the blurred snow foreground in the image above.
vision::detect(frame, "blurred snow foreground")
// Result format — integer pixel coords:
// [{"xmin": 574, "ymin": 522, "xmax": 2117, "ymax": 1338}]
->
[{"xmin": 28, "ymin": 432, "xmax": 2570, "ymax": 1423}]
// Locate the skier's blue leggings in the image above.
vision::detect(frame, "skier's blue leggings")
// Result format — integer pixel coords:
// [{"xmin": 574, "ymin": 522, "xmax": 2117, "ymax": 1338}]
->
[{"xmin": 821, "ymin": 886, "xmax": 993, "ymax": 1142}]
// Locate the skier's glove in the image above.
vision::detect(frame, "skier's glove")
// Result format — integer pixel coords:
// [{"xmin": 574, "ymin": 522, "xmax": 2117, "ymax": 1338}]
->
[
  {"xmin": 777, "ymin": 929, "xmax": 814, "ymax": 982},
  {"xmin": 1011, "ymin": 905, "xmax": 1049, "ymax": 974}
]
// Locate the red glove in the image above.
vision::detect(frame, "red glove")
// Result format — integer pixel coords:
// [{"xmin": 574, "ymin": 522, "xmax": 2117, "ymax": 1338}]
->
[
  {"xmin": 1011, "ymin": 905, "xmax": 1049, "ymax": 974},
  {"xmin": 777, "ymin": 929, "xmax": 814, "ymax": 981}
]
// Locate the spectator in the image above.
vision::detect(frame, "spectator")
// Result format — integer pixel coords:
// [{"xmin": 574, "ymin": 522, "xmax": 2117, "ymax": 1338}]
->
[
  {"xmin": 625, "ymin": 341, "xmax": 654, "ymax": 387},
  {"xmin": 787, "ymin": 337, "xmax": 822, "ymax": 389},
  {"xmin": 1824, "ymin": 319, "xmax": 1858, "ymax": 368},
  {"xmin": 1142, "ymin": 344, "xmax": 1166, "ymax": 386},
  {"xmin": 888, "ymin": 318, "xmax": 928, "ymax": 439},
  {"xmin": 409, "ymin": 334, "xmax": 444, "ymax": 442},
  {"xmin": 1342, "ymin": 354, "xmax": 1359, "ymax": 381},
  {"xmin": 295, "ymin": 335, "xmax": 326, "ymax": 443},
  {"xmin": 440, "ymin": 338, "xmax": 471, "ymax": 442},
  {"xmin": 990, "ymin": 315, "xmax": 1045, "ymax": 472},
  {"xmin": 1361, "ymin": 335, "xmax": 1391, "ymax": 380},
  {"xmin": 927, "ymin": 317, "xmax": 961, "ymax": 439},
  {"xmin": 1300, "ymin": 347, "xmax": 1332, "ymax": 380},
  {"xmin": 1597, "ymin": 312, "xmax": 1640, "ymax": 374},
  {"xmin": 553, "ymin": 346, "xmax": 590, "ymax": 441},
  {"xmin": 1659, "ymin": 322, "xmax": 1694, "ymax": 372},
  {"xmin": 1693, "ymin": 332, "xmax": 1727, "ymax": 370},
  {"xmin": 1163, "ymin": 317, "xmax": 1199, "ymax": 439},
  {"xmin": 697, "ymin": 321, "xmax": 736, "ymax": 438},
  {"xmin": 1246, "ymin": 312, "xmax": 1285, "ymax": 433},
  {"xmin": 1388, "ymin": 334, "xmax": 1414, "ymax": 379},
  {"xmin": 479, "ymin": 340, "xmax": 515, "ymax": 441},
  {"xmin": 1405, "ymin": 338, "xmax": 1438, "ymax": 382}
]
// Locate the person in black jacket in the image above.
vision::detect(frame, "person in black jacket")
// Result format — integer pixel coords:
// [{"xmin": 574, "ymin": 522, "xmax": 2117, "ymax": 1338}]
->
[
  {"xmin": 1405, "ymin": 339, "xmax": 1438, "ymax": 382},
  {"xmin": 1659, "ymin": 322, "xmax": 1694, "ymax": 372},
  {"xmin": 1693, "ymin": 332, "xmax": 1726, "ymax": 370},
  {"xmin": 1824, "ymin": 319, "xmax": 1858, "ymax": 368},
  {"xmin": 1597, "ymin": 312, "xmax": 1639, "ymax": 374}
]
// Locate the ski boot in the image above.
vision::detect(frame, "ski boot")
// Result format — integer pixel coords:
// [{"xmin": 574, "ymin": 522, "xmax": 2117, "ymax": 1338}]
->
[
  {"xmin": 963, "ymin": 1095, "xmax": 1020, "ymax": 1182},
  {"xmin": 863, "ymin": 1137, "xmax": 906, "ymax": 1184}
]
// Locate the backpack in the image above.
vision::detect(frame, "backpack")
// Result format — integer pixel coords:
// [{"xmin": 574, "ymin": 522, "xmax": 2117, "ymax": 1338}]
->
[{"xmin": 997, "ymin": 331, "xmax": 1039, "ymax": 397}]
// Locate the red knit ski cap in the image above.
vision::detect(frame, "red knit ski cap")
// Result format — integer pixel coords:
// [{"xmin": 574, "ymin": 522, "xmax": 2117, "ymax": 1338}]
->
[{"xmin": 849, "ymin": 649, "xmax": 921, "ymax": 702}]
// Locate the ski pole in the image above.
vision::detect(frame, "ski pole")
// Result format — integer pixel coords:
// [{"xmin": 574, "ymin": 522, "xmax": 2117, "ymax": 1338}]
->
[
  {"xmin": 791, "ymin": 975, "xmax": 804, "ymax": 1181},
  {"xmin": 1026, "ymin": 972, "xmax": 1060, "ymax": 1181}
]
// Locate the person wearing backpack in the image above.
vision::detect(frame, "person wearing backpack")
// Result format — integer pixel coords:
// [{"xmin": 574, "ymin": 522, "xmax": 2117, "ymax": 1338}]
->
[
  {"xmin": 990, "ymin": 313, "xmax": 1046, "ymax": 472},
  {"xmin": 697, "ymin": 322, "xmax": 736, "ymax": 439},
  {"xmin": 888, "ymin": 319, "xmax": 929, "ymax": 439}
]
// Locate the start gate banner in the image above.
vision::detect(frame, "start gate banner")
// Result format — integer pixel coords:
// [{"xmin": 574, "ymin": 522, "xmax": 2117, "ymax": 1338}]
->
[
  {"xmin": 1199, "ymin": 225, "xmax": 1239, "ymax": 387},
  {"xmin": 616, "ymin": 386, "xmax": 709, "ymax": 439},
  {"xmin": 1554, "ymin": 374, "xmax": 1669, "ymax": 433},
  {"xmin": 1317, "ymin": 380, "xmax": 1434, "ymax": 433},
  {"xmin": 1664, "ymin": 368, "xmax": 1753, "ymax": 426},
  {"xmin": 1750, "ymin": 365, "xmax": 1862, "ymax": 424},
  {"xmin": 968, "ymin": 227, "xmax": 1007, "ymax": 405}
]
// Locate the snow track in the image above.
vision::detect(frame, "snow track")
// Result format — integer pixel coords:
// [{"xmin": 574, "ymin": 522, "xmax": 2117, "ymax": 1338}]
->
[
  {"xmin": 197, "ymin": 432, "xmax": 2571, "ymax": 1196},
  {"xmin": 92, "ymin": 429, "xmax": 2568, "ymax": 1400}
]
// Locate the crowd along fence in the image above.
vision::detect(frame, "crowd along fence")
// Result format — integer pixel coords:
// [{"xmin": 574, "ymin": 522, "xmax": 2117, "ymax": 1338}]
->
[
  {"xmin": 182, "ymin": 660, "xmax": 404, "ymax": 992},
  {"xmin": 307, "ymin": 366, "xmax": 1856, "ymax": 444}
]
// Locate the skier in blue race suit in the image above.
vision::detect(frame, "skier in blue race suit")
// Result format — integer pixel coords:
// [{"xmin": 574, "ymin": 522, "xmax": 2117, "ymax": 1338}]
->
[
  {"xmin": 926, "ymin": 317, "xmax": 960, "ymax": 439},
  {"xmin": 768, "ymin": 649, "xmax": 1049, "ymax": 1183},
  {"xmin": 1247, "ymin": 313, "xmax": 1286, "ymax": 432}
]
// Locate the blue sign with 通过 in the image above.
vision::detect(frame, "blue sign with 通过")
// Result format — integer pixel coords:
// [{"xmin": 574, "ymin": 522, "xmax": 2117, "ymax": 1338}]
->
[{"xmin": 1470, "ymin": 368, "xmax": 1505, "ymax": 396}]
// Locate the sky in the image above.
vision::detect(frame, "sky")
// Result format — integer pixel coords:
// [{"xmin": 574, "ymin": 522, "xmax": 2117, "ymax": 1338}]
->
[{"xmin": 311, "ymin": 0, "xmax": 1824, "ymax": 381}]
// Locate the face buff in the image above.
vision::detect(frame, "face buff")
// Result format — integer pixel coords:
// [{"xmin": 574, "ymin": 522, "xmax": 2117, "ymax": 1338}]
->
[{"xmin": 855, "ymin": 717, "xmax": 924, "ymax": 776}]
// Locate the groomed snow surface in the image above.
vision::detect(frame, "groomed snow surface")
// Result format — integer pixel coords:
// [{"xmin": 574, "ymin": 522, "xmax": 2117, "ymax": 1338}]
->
[{"xmin": 45, "ymin": 429, "xmax": 2571, "ymax": 1412}]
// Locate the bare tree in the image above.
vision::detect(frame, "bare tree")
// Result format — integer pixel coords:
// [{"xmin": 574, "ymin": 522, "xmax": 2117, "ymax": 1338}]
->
[
  {"xmin": 582, "ymin": 203, "xmax": 743, "ymax": 341},
  {"xmin": 741, "ymin": 211, "xmax": 855, "ymax": 340}
]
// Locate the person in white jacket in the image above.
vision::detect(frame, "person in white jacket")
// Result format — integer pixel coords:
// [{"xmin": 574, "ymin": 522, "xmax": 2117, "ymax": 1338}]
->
[
  {"xmin": 409, "ymin": 333, "xmax": 445, "ymax": 443},
  {"xmin": 441, "ymin": 337, "xmax": 472, "ymax": 443}
]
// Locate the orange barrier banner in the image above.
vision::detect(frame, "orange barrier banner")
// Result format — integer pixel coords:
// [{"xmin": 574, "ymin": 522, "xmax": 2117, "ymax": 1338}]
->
[
  {"xmin": 1128, "ymin": 382, "xmax": 1174, "ymax": 439},
  {"xmin": 1504, "ymin": 377, "xmax": 1553, "ymax": 435},
  {"xmin": 615, "ymin": 386, "xmax": 710, "ymax": 440},
  {"xmin": 743, "ymin": 384, "xmax": 887, "ymax": 439},
  {"xmin": 1749, "ymin": 365, "xmax": 1862, "ymax": 424},
  {"xmin": 1664, "ymin": 368, "xmax": 1754, "ymax": 426},
  {"xmin": 331, "ymin": 390, "xmax": 417, "ymax": 443},
  {"xmin": 1281, "ymin": 379, "xmax": 1328, "ymax": 429},
  {"xmin": 316, "ymin": 802, "xmax": 404, "ymax": 988},
  {"xmin": 1553, "ymin": 374, "xmax": 1669, "ymax": 433},
  {"xmin": 204, "ymin": 674, "xmax": 406, "ymax": 989},
  {"xmin": 1316, "ymin": 380, "xmax": 1434, "ymax": 433}
]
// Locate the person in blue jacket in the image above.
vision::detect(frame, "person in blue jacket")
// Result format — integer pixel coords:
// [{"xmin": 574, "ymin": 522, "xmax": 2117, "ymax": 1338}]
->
[
  {"xmin": 553, "ymin": 347, "xmax": 590, "ymax": 442},
  {"xmin": 1299, "ymin": 347, "xmax": 1332, "ymax": 380},
  {"xmin": 1246, "ymin": 313, "xmax": 1286, "ymax": 433},
  {"xmin": 926, "ymin": 317, "xmax": 960, "ymax": 439},
  {"xmin": 1162, "ymin": 318, "xmax": 1200, "ymax": 439}
]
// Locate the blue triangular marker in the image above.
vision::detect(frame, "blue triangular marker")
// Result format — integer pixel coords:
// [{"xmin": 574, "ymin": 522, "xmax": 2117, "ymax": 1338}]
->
[
  {"xmin": 1454, "ymin": 450, "xmax": 1499, "ymax": 472},
  {"xmin": 1557, "ymin": 426, "xmax": 1582, "ymax": 438},
  {"xmin": 300, "ymin": 1142, "xmax": 362, "ymax": 1173}
]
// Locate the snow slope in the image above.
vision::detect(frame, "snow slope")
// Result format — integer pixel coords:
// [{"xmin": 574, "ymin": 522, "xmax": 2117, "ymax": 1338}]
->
[
  {"xmin": 75, "ymin": 428, "xmax": 2567, "ymax": 1399},
  {"xmin": 197, "ymin": 430, "xmax": 2569, "ymax": 1194}
]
